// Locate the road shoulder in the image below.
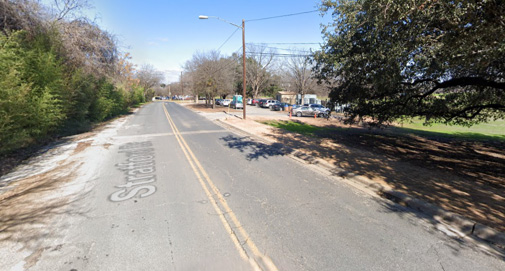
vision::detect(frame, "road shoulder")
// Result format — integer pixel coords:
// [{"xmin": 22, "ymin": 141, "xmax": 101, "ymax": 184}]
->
[{"xmin": 188, "ymin": 105, "xmax": 505, "ymax": 256}]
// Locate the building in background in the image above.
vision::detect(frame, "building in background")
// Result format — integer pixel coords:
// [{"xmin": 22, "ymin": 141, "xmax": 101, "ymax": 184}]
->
[{"xmin": 275, "ymin": 91, "xmax": 297, "ymax": 104}]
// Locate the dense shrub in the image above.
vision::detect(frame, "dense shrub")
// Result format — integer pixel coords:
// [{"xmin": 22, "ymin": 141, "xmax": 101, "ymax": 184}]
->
[
  {"xmin": 89, "ymin": 80, "xmax": 128, "ymax": 122},
  {"xmin": 0, "ymin": 31, "xmax": 64, "ymax": 153},
  {"xmin": 0, "ymin": 30, "xmax": 145, "ymax": 155},
  {"xmin": 0, "ymin": 1, "xmax": 148, "ymax": 157},
  {"xmin": 128, "ymin": 86, "xmax": 145, "ymax": 108}
]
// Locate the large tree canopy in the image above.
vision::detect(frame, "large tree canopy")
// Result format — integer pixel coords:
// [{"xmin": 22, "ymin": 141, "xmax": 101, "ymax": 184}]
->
[{"xmin": 314, "ymin": 0, "xmax": 505, "ymax": 126}]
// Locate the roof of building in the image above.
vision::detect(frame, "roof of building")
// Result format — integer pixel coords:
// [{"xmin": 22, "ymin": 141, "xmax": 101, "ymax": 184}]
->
[{"xmin": 277, "ymin": 91, "xmax": 297, "ymax": 95}]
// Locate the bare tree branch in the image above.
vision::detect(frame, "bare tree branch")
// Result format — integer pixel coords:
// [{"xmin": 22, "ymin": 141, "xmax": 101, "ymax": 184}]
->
[
  {"xmin": 246, "ymin": 44, "xmax": 276, "ymax": 98},
  {"xmin": 136, "ymin": 64, "xmax": 164, "ymax": 98},
  {"xmin": 52, "ymin": 0, "xmax": 91, "ymax": 21}
]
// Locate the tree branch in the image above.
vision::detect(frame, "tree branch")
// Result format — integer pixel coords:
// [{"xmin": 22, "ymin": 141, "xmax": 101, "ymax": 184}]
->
[
  {"xmin": 403, "ymin": 76, "xmax": 505, "ymax": 90},
  {"xmin": 454, "ymin": 104, "xmax": 505, "ymax": 120},
  {"xmin": 401, "ymin": 76, "xmax": 505, "ymax": 106},
  {"xmin": 437, "ymin": 77, "xmax": 505, "ymax": 90}
]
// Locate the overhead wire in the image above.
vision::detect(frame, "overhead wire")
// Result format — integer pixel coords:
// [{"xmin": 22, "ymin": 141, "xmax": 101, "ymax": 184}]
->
[
  {"xmin": 246, "ymin": 52, "xmax": 312, "ymax": 58},
  {"xmin": 206, "ymin": 46, "xmax": 243, "ymax": 76},
  {"xmin": 247, "ymin": 45, "xmax": 314, "ymax": 53},
  {"xmin": 218, "ymin": 28, "xmax": 240, "ymax": 51},
  {"xmin": 209, "ymin": 10, "xmax": 321, "ymax": 54},
  {"xmin": 252, "ymin": 42, "xmax": 320, "ymax": 45},
  {"xmin": 204, "ymin": 10, "xmax": 321, "ymax": 64},
  {"xmin": 245, "ymin": 10, "xmax": 319, "ymax": 22}
]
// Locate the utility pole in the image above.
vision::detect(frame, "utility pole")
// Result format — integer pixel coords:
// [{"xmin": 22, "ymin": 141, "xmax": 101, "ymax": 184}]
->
[
  {"xmin": 242, "ymin": 19, "xmax": 246, "ymax": 120},
  {"xmin": 180, "ymin": 71, "xmax": 184, "ymax": 97},
  {"xmin": 199, "ymin": 15, "xmax": 247, "ymax": 119}
]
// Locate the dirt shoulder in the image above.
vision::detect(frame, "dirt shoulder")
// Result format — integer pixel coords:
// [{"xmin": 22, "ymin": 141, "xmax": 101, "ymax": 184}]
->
[{"xmin": 187, "ymin": 104, "xmax": 505, "ymax": 233}]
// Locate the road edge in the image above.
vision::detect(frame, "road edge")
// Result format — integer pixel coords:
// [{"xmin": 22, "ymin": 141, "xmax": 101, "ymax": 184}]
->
[{"xmin": 214, "ymin": 117, "xmax": 505, "ymax": 252}]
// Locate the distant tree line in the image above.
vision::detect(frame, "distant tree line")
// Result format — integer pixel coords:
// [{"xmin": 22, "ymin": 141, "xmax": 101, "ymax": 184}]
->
[
  {"xmin": 179, "ymin": 44, "xmax": 328, "ymax": 106},
  {"xmin": 0, "ymin": 0, "xmax": 162, "ymax": 156}
]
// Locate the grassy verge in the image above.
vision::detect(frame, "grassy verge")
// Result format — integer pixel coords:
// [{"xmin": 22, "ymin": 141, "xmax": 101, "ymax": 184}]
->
[
  {"xmin": 261, "ymin": 119, "xmax": 505, "ymax": 142},
  {"xmin": 260, "ymin": 120, "xmax": 331, "ymax": 136},
  {"xmin": 396, "ymin": 119, "xmax": 505, "ymax": 141}
]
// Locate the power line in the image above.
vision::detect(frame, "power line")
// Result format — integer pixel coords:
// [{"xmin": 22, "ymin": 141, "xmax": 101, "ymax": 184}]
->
[
  {"xmin": 218, "ymin": 28, "xmax": 240, "ymax": 51},
  {"xmin": 246, "ymin": 10, "xmax": 319, "ymax": 22},
  {"xmin": 252, "ymin": 46, "xmax": 314, "ymax": 53},
  {"xmin": 250, "ymin": 42, "xmax": 320, "ymax": 45},
  {"xmin": 246, "ymin": 52, "xmax": 312, "ymax": 58},
  {"xmin": 245, "ymin": 43, "xmax": 321, "ymax": 53},
  {"xmin": 206, "ymin": 46, "xmax": 243, "ymax": 76},
  {"xmin": 251, "ymin": 42, "xmax": 321, "ymax": 45}
]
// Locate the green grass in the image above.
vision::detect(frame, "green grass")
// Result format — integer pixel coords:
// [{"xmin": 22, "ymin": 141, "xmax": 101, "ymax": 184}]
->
[
  {"xmin": 261, "ymin": 120, "xmax": 328, "ymax": 136},
  {"xmin": 397, "ymin": 119, "xmax": 505, "ymax": 141},
  {"xmin": 262, "ymin": 119, "xmax": 505, "ymax": 142}
]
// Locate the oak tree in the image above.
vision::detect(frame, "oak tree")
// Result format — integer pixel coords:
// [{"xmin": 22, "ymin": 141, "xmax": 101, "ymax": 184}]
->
[{"xmin": 314, "ymin": 0, "xmax": 505, "ymax": 126}]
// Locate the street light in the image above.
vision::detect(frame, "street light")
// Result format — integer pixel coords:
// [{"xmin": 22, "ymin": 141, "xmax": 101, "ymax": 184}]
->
[{"xmin": 199, "ymin": 15, "xmax": 247, "ymax": 120}]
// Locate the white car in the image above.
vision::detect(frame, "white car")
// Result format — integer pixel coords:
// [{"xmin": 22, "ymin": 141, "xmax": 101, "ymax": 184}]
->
[
  {"xmin": 221, "ymin": 99, "xmax": 231, "ymax": 106},
  {"xmin": 230, "ymin": 100, "xmax": 243, "ymax": 109}
]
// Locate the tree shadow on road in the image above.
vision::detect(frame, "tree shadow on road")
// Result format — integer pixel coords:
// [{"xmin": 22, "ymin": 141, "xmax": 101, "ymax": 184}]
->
[
  {"xmin": 219, "ymin": 135, "xmax": 292, "ymax": 161},
  {"xmin": 256, "ymin": 119, "xmax": 505, "ymax": 233}
]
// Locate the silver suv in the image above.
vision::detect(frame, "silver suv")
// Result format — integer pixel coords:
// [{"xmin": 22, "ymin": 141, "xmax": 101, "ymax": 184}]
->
[
  {"xmin": 261, "ymin": 100, "xmax": 279, "ymax": 108},
  {"xmin": 291, "ymin": 106, "xmax": 326, "ymax": 117},
  {"xmin": 308, "ymin": 104, "xmax": 330, "ymax": 113}
]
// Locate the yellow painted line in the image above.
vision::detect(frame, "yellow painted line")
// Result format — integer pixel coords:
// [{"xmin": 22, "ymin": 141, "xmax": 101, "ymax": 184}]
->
[
  {"xmin": 113, "ymin": 130, "xmax": 227, "ymax": 140},
  {"xmin": 161, "ymin": 105, "xmax": 249, "ymax": 261},
  {"xmin": 163, "ymin": 104, "xmax": 278, "ymax": 271}
]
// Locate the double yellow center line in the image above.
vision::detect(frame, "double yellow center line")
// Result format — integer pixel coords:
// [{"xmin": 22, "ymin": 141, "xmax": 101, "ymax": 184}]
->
[{"xmin": 163, "ymin": 103, "xmax": 278, "ymax": 271}]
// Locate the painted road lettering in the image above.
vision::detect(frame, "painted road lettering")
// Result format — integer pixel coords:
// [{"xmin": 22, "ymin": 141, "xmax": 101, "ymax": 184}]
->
[{"xmin": 110, "ymin": 141, "xmax": 157, "ymax": 202}]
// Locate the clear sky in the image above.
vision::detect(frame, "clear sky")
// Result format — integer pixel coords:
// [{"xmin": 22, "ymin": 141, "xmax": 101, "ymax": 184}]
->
[{"xmin": 79, "ymin": 0, "xmax": 330, "ymax": 82}]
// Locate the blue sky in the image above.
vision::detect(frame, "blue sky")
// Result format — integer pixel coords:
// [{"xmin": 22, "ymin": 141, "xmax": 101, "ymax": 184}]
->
[{"xmin": 79, "ymin": 0, "xmax": 330, "ymax": 82}]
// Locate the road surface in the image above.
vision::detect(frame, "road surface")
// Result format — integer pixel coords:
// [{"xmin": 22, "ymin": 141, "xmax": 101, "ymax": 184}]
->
[{"xmin": 0, "ymin": 102, "xmax": 503, "ymax": 270}]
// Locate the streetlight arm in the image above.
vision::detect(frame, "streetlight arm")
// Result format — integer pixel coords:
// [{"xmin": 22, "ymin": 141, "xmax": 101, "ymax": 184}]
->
[{"xmin": 198, "ymin": 15, "xmax": 243, "ymax": 29}]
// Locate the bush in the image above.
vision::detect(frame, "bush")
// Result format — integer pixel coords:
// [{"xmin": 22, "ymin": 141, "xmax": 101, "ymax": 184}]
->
[
  {"xmin": 128, "ymin": 86, "xmax": 145, "ymax": 107},
  {"xmin": 89, "ymin": 79, "xmax": 129, "ymax": 122},
  {"xmin": 0, "ymin": 27, "xmax": 143, "ymax": 156},
  {"xmin": 0, "ymin": 31, "xmax": 64, "ymax": 154}
]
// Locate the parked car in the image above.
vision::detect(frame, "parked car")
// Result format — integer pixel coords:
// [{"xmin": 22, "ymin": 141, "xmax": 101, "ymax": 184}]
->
[
  {"xmin": 260, "ymin": 100, "xmax": 279, "ymax": 108},
  {"xmin": 270, "ymin": 102, "xmax": 290, "ymax": 111},
  {"xmin": 246, "ymin": 99, "xmax": 253, "ymax": 105},
  {"xmin": 221, "ymin": 99, "xmax": 231, "ymax": 106},
  {"xmin": 230, "ymin": 100, "xmax": 243, "ymax": 109},
  {"xmin": 252, "ymin": 99, "xmax": 259, "ymax": 106},
  {"xmin": 257, "ymin": 99, "xmax": 267, "ymax": 107},
  {"xmin": 291, "ymin": 106, "xmax": 326, "ymax": 117},
  {"xmin": 268, "ymin": 100, "xmax": 281, "ymax": 109},
  {"xmin": 308, "ymin": 104, "xmax": 330, "ymax": 113},
  {"xmin": 215, "ymin": 99, "xmax": 223, "ymax": 105}
]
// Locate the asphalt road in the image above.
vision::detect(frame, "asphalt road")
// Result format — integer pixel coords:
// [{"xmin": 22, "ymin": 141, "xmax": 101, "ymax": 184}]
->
[{"xmin": 2, "ymin": 102, "xmax": 504, "ymax": 270}]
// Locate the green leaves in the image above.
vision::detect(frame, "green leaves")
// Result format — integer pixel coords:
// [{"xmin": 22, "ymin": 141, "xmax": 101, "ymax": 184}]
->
[
  {"xmin": 0, "ymin": 31, "xmax": 64, "ymax": 153},
  {"xmin": 0, "ymin": 1, "xmax": 141, "ymax": 156},
  {"xmin": 0, "ymin": 30, "xmax": 135, "ymax": 155},
  {"xmin": 314, "ymin": 0, "xmax": 505, "ymax": 126}
]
